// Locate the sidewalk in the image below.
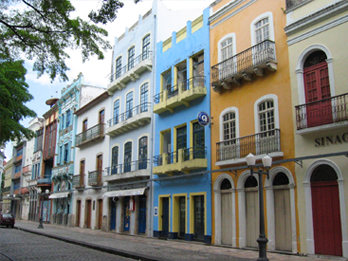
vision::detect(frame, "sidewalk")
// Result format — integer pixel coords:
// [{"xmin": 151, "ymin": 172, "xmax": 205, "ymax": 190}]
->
[{"xmin": 15, "ymin": 220, "xmax": 345, "ymax": 261}]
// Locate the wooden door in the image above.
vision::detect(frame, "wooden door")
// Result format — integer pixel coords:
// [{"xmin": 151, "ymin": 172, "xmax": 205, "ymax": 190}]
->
[
  {"xmin": 110, "ymin": 200, "xmax": 116, "ymax": 230},
  {"xmin": 194, "ymin": 195, "xmax": 205, "ymax": 241},
  {"xmin": 221, "ymin": 191, "xmax": 232, "ymax": 245},
  {"xmin": 76, "ymin": 200, "xmax": 81, "ymax": 227},
  {"xmin": 178, "ymin": 196, "xmax": 186, "ymax": 238},
  {"xmin": 97, "ymin": 155, "xmax": 102, "ymax": 184},
  {"xmin": 80, "ymin": 160, "xmax": 85, "ymax": 187},
  {"xmin": 246, "ymin": 188, "xmax": 259, "ymax": 248},
  {"xmin": 138, "ymin": 196, "xmax": 147, "ymax": 234},
  {"xmin": 274, "ymin": 187, "xmax": 292, "ymax": 251},
  {"xmin": 161, "ymin": 198, "xmax": 169, "ymax": 237},
  {"xmin": 311, "ymin": 181, "xmax": 342, "ymax": 256},
  {"xmin": 304, "ymin": 61, "xmax": 332, "ymax": 127},
  {"xmin": 97, "ymin": 199, "xmax": 103, "ymax": 229},
  {"xmin": 86, "ymin": 200, "xmax": 92, "ymax": 229}
]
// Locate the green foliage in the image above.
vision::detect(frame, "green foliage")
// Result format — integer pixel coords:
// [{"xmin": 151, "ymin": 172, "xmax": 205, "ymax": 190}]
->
[
  {"xmin": 0, "ymin": 59, "xmax": 37, "ymax": 144},
  {"xmin": 0, "ymin": 0, "xmax": 126, "ymax": 82}
]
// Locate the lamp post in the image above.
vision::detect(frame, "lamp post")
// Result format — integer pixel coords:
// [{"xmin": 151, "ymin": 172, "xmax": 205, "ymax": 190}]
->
[{"xmin": 245, "ymin": 153, "xmax": 272, "ymax": 261}]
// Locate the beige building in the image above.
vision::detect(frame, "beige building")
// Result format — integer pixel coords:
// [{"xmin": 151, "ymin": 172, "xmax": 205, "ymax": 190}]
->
[
  {"xmin": 2, "ymin": 158, "xmax": 13, "ymax": 213},
  {"xmin": 285, "ymin": 0, "xmax": 348, "ymax": 258}
]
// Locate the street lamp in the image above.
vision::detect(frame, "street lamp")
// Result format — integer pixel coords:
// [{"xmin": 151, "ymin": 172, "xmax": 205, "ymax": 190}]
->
[{"xmin": 245, "ymin": 153, "xmax": 272, "ymax": 261}]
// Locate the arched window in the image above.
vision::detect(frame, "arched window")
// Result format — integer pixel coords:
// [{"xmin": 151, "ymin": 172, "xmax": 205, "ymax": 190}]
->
[
  {"xmin": 113, "ymin": 100, "xmax": 120, "ymax": 125},
  {"xmin": 138, "ymin": 136, "xmax": 148, "ymax": 170},
  {"xmin": 116, "ymin": 57, "xmax": 122, "ymax": 79},
  {"xmin": 311, "ymin": 165, "xmax": 337, "ymax": 182},
  {"xmin": 220, "ymin": 178, "xmax": 232, "ymax": 190},
  {"xmin": 124, "ymin": 142, "xmax": 132, "ymax": 172},
  {"xmin": 255, "ymin": 17, "xmax": 269, "ymax": 44},
  {"xmin": 221, "ymin": 37, "xmax": 233, "ymax": 62},
  {"xmin": 128, "ymin": 47, "xmax": 135, "ymax": 70},
  {"xmin": 140, "ymin": 83, "xmax": 148, "ymax": 112},
  {"xmin": 142, "ymin": 34, "xmax": 150, "ymax": 60},
  {"xmin": 126, "ymin": 92, "xmax": 133, "ymax": 119},
  {"xmin": 111, "ymin": 146, "xmax": 119, "ymax": 174}
]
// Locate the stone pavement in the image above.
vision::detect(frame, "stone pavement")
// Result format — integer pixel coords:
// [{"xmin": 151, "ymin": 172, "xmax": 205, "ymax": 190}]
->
[{"xmin": 14, "ymin": 220, "xmax": 346, "ymax": 261}]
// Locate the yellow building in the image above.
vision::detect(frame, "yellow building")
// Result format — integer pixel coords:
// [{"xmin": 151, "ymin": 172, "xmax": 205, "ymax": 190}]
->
[
  {"xmin": 285, "ymin": 0, "xmax": 348, "ymax": 258},
  {"xmin": 209, "ymin": 0, "xmax": 297, "ymax": 253}
]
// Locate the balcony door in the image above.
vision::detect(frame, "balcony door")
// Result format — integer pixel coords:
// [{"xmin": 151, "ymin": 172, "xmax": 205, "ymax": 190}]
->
[
  {"xmin": 138, "ymin": 137, "xmax": 147, "ymax": 170},
  {"xmin": 258, "ymin": 100, "xmax": 276, "ymax": 154},
  {"xmin": 97, "ymin": 155, "xmax": 102, "ymax": 184},
  {"xmin": 124, "ymin": 142, "xmax": 132, "ymax": 172},
  {"xmin": 176, "ymin": 126, "xmax": 187, "ymax": 161},
  {"xmin": 304, "ymin": 52, "xmax": 332, "ymax": 128},
  {"xmin": 193, "ymin": 122, "xmax": 205, "ymax": 159}
]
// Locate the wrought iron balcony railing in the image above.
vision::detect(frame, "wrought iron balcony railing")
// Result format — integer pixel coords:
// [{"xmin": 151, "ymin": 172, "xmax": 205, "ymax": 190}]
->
[
  {"xmin": 59, "ymin": 125, "xmax": 72, "ymax": 137},
  {"xmin": 44, "ymin": 145, "xmax": 55, "ymax": 159},
  {"xmin": 211, "ymin": 40, "xmax": 277, "ymax": 91},
  {"xmin": 75, "ymin": 123, "xmax": 105, "ymax": 147},
  {"xmin": 106, "ymin": 159, "xmax": 150, "ymax": 175},
  {"xmin": 88, "ymin": 170, "xmax": 102, "ymax": 187},
  {"xmin": 37, "ymin": 177, "xmax": 51, "ymax": 185},
  {"xmin": 107, "ymin": 102, "xmax": 151, "ymax": 127},
  {"xmin": 154, "ymin": 76, "xmax": 206, "ymax": 104},
  {"xmin": 73, "ymin": 174, "xmax": 85, "ymax": 189},
  {"xmin": 216, "ymin": 129, "xmax": 281, "ymax": 162},
  {"xmin": 295, "ymin": 93, "xmax": 348, "ymax": 130},
  {"xmin": 153, "ymin": 146, "xmax": 207, "ymax": 167},
  {"xmin": 108, "ymin": 51, "xmax": 153, "ymax": 83}
]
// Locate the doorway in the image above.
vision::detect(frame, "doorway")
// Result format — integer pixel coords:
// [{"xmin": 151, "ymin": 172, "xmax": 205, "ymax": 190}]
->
[
  {"xmin": 138, "ymin": 196, "xmax": 146, "ymax": 234},
  {"xmin": 85, "ymin": 199, "xmax": 92, "ymax": 229},
  {"xmin": 161, "ymin": 197, "xmax": 169, "ymax": 237},
  {"xmin": 193, "ymin": 195, "xmax": 205, "ymax": 241}
]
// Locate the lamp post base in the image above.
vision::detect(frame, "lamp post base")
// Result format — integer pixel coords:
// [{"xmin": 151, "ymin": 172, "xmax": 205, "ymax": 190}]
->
[{"xmin": 38, "ymin": 217, "xmax": 44, "ymax": 229}]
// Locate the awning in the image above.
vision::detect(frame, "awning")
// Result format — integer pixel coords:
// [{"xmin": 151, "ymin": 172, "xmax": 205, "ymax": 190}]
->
[
  {"xmin": 103, "ymin": 187, "xmax": 147, "ymax": 198},
  {"xmin": 49, "ymin": 192, "xmax": 70, "ymax": 199}
]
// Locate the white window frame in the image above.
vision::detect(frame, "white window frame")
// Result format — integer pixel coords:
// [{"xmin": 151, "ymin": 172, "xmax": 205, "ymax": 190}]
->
[{"xmin": 250, "ymin": 12, "xmax": 275, "ymax": 46}]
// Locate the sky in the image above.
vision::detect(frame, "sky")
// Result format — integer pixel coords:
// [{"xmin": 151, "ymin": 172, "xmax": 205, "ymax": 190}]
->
[{"xmin": 4, "ymin": 0, "xmax": 212, "ymax": 158}]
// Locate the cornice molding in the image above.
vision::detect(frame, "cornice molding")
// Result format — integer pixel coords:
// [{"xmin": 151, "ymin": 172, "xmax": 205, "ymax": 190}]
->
[
  {"xmin": 285, "ymin": 0, "xmax": 348, "ymax": 36},
  {"xmin": 209, "ymin": 0, "xmax": 257, "ymax": 29}
]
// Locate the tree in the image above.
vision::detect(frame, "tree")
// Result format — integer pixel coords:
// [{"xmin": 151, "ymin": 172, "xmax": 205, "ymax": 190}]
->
[
  {"xmin": 0, "ymin": 0, "xmax": 132, "ymax": 82},
  {"xmin": 0, "ymin": 59, "xmax": 37, "ymax": 144}
]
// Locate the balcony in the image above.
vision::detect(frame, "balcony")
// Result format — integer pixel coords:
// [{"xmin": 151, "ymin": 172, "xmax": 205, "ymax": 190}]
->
[
  {"xmin": 295, "ymin": 93, "xmax": 348, "ymax": 134},
  {"xmin": 211, "ymin": 40, "xmax": 277, "ymax": 93},
  {"xmin": 153, "ymin": 147, "xmax": 207, "ymax": 175},
  {"xmin": 216, "ymin": 129, "xmax": 282, "ymax": 166},
  {"xmin": 88, "ymin": 170, "xmax": 102, "ymax": 187},
  {"xmin": 13, "ymin": 189, "xmax": 20, "ymax": 195},
  {"xmin": 13, "ymin": 171, "xmax": 21, "ymax": 180},
  {"xmin": 107, "ymin": 51, "xmax": 153, "ymax": 93},
  {"xmin": 44, "ymin": 146, "xmax": 55, "ymax": 159},
  {"xmin": 37, "ymin": 177, "xmax": 52, "ymax": 185},
  {"xmin": 153, "ymin": 76, "xmax": 207, "ymax": 114},
  {"xmin": 15, "ymin": 154, "xmax": 23, "ymax": 163},
  {"xmin": 73, "ymin": 174, "xmax": 85, "ymax": 190},
  {"xmin": 52, "ymin": 162, "xmax": 74, "ymax": 180},
  {"xmin": 104, "ymin": 159, "xmax": 150, "ymax": 183},
  {"xmin": 106, "ymin": 103, "xmax": 151, "ymax": 137},
  {"xmin": 59, "ymin": 125, "xmax": 72, "ymax": 137},
  {"xmin": 75, "ymin": 123, "xmax": 105, "ymax": 147},
  {"xmin": 22, "ymin": 165, "xmax": 31, "ymax": 176},
  {"xmin": 2, "ymin": 187, "xmax": 10, "ymax": 194}
]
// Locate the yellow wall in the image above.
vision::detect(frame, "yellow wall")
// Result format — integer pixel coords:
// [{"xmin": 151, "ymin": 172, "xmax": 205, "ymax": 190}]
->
[{"xmin": 209, "ymin": 0, "xmax": 296, "ymax": 246}]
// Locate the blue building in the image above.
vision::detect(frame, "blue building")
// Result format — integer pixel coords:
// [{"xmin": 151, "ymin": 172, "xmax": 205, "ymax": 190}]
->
[
  {"xmin": 152, "ymin": 8, "xmax": 212, "ymax": 243},
  {"xmin": 51, "ymin": 73, "xmax": 105, "ymax": 226}
]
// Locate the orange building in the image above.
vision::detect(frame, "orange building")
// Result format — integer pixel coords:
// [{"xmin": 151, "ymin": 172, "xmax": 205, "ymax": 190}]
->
[{"xmin": 209, "ymin": 0, "xmax": 298, "ymax": 253}]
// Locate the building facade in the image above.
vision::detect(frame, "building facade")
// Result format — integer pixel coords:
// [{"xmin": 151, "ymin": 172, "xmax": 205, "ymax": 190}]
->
[
  {"xmin": 51, "ymin": 73, "xmax": 105, "ymax": 226},
  {"xmin": 285, "ymin": 0, "xmax": 348, "ymax": 258},
  {"xmin": 209, "ymin": 0, "xmax": 297, "ymax": 253},
  {"xmin": 152, "ymin": 8, "xmax": 212, "ymax": 243},
  {"xmin": 73, "ymin": 91, "xmax": 110, "ymax": 231}
]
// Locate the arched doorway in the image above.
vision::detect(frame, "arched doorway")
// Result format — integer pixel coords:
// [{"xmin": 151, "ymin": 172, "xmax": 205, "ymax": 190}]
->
[
  {"xmin": 311, "ymin": 164, "xmax": 342, "ymax": 256},
  {"xmin": 245, "ymin": 176, "xmax": 259, "ymax": 248},
  {"xmin": 220, "ymin": 178, "xmax": 232, "ymax": 246},
  {"xmin": 273, "ymin": 172, "xmax": 292, "ymax": 251}
]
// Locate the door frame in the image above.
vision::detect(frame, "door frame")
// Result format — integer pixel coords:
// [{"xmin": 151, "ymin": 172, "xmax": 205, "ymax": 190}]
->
[
  {"xmin": 173, "ymin": 193, "xmax": 187, "ymax": 239},
  {"xmin": 264, "ymin": 166, "xmax": 297, "ymax": 253},
  {"xmin": 213, "ymin": 173, "xmax": 236, "ymax": 246},
  {"xmin": 189, "ymin": 192, "xmax": 206, "ymax": 241},
  {"xmin": 158, "ymin": 195, "xmax": 171, "ymax": 237},
  {"xmin": 303, "ymin": 160, "xmax": 347, "ymax": 257}
]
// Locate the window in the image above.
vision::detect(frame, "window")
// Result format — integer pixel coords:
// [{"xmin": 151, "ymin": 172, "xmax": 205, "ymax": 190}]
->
[
  {"xmin": 142, "ymin": 34, "xmax": 150, "ymax": 60},
  {"xmin": 176, "ymin": 61, "xmax": 187, "ymax": 92},
  {"xmin": 59, "ymin": 145, "xmax": 62, "ymax": 164},
  {"xmin": 99, "ymin": 110, "xmax": 105, "ymax": 124},
  {"xmin": 140, "ymin": 83, "xmax": 148, "ymax": 112},
  {"xmin": 176, "ymin": 126, "xmax": 187, "ymax": 161},
  {"xmin": 192, "ymin": 53, "xmax": 204, "ymax": 87},
  {"xmin": 63, "ymin": 143, "xmax": 69, "ymax": 163},
  {"xmin": 258, "ymin": 100, "xmax": 275, "ymax": 135},
  {"xmin": 221, "ymin": 37, "xmax": 233, "ymax": 61},
  {"xmin": 223, "ymin": 112, "xmax": 236, "ymax": 142},
  {"xmin": 32, "ymin": 165, "xmax": 36, "ymax": 180},
  {"xmin": 83, "ymin": 119, "xmax": 88, "ymax": 132},
  {"xmin": 128, "ymin": 47, "xmax": 135, "ymax": 70},
  {"xmin": 219, "ymin": 107, "xmax": 239, "ymax": 161},
  {"xmin": 16, "ymin": 147, "xmax": 23, "ymax": 157},
  {"xmin": 162, "ymin": 69, "xmax": 172, "ymax": 93},
  {"xmin": 116, "ymin": 57, "xmax": 122, "ymax": 79},
  {"xmin": 37, "ymin": 163, "xmax": 40, "ymax": 178},
  {"xmin": 61, "ymin": 114, "xmax": 65, "ymax": 130},
  {"xmin": 126, "ymin": 92, "xmax": 133, "ymax": 119},
  {"xmin": 111, "ymin": 146, "xmax": 119, "ymax": 174},
  {"xmin": 251, "ymin": 12, "xmax": 274, "ymax": 50},
  {"xmin": 255, "ymin": 18, "xmax": 269, "ymax": 44},
  {"xmin": 13, "ymin": 182, "xmax": 20, "ymax": 190},
  {"xmin": 124, "ymin": 142, "xmax": 132, "ymax": 172},
  {"xmin": 15, "ymin": 164, "xmax": 21, "ymax": 173},
  {"xmin": 113, "ymin": 100, "xmax": 120, "ymax": 125},
  {"xmin": 138, "ymin": 137, "xmax": 148, "ymax": 170},
  {"xmin": 66, "ymin": 110, "xmax": 71, "ymax": 128},
  {"xmin": 193, "ymin": 122, "xmax": 205, "ymax": 159}
]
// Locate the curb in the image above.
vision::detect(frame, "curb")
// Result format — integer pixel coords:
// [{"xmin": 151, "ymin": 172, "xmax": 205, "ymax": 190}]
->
[{"xmin": 16, "ymin": 226, "xmax": 161, "ymax": 261}]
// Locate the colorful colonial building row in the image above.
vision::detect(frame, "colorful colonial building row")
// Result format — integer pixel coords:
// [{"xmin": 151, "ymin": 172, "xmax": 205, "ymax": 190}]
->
[{"xmin": 1, "ymin": 0, "xmax": 347, "ymax": 258}]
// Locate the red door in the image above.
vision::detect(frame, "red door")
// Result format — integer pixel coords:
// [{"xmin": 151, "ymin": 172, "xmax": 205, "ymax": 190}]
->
[
  {"xmin": 311, "ymin": 181, "xmax": 342, "ymax": 256},
  {"xmin": 304, "ymin": 61, "xmax": 332, "ymax": 127}
]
